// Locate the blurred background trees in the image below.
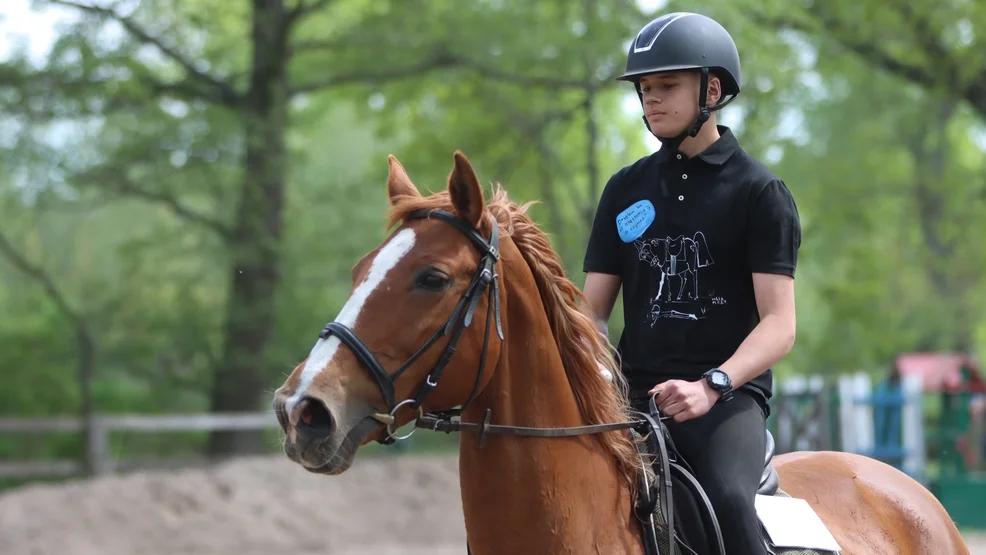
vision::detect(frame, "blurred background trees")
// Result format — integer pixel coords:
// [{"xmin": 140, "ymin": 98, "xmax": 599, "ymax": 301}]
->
[{"xmin": 1, "ymin": 0, "xmax": 983, "ymax": 461}]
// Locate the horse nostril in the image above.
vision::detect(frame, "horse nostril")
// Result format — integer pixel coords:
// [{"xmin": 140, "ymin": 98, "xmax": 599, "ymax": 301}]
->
[
  {"xmin": 291, "ymin": 396, "xmax": 336, "ymax": 441},
  {"xmin": 273, "ymin": 398, "xmax": 290, "ymax": 433}
]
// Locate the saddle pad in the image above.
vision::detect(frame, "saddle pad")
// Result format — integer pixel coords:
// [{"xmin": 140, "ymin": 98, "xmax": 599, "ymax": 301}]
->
[
  {"xmin": 646, "ymin": 493, "xmax": 838, "ymax": 555},
  {"xmin": 760, "ymin": 489, "xmax": 841, "ymax": 555}
]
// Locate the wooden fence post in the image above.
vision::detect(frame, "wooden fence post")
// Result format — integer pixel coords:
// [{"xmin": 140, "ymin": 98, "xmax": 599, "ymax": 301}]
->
[{"xmin": 86, "ymin": 416, "xmax": 111, "ymax": 476}]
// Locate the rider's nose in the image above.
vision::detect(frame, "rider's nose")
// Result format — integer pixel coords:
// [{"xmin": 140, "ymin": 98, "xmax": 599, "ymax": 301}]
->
[{"xmin": 287, "ymin": 396, "xmax": 337, "ymax": 443}]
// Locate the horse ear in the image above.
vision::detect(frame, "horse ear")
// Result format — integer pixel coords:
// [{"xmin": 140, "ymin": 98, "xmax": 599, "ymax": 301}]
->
[
  {"xmin": 387, "ymin": 154, "xmax": 420, "ymax": 205},
  {"xmin": 447, "ymin": 150, "xmax": 485, "ymax": 228}
]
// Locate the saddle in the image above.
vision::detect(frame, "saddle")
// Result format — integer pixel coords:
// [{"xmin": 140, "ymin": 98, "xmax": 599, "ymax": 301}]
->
[{"xmin": 631, "ymin": 397, "xmax": 778, "ymax": 555}]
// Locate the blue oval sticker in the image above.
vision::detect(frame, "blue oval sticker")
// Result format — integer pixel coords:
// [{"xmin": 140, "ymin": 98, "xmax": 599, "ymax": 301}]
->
[{"xmin": 615, "ymin": 200, "xmax": 655, "ymax": 243}]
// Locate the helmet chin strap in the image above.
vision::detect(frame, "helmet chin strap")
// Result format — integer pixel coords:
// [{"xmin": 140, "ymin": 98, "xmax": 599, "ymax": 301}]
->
[{"xmin": 637, "ymin": 68, "xmax": 710, "ymax": 152}]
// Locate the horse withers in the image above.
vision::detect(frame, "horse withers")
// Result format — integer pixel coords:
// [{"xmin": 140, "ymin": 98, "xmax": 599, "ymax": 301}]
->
[{"xmin": 271, "ymin": 151, "xmax": 970, "ymax": 555}]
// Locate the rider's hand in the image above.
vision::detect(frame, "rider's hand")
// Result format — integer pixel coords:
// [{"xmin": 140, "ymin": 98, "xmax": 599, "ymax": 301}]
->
[{"xmin": 649, "ymin": 379, "xmax": 720, "ymax": 423}]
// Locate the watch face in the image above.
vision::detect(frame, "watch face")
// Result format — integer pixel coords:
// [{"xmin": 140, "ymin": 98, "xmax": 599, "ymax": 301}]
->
[{"xmin": 711, "ymin": 372, "xmax": 727, "ymax": 386}]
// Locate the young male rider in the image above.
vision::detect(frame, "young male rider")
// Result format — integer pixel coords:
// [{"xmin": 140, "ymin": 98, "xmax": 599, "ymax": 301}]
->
[{"xmin": 582, "ymin": 12, "xmax": 801, "ymax": 555}]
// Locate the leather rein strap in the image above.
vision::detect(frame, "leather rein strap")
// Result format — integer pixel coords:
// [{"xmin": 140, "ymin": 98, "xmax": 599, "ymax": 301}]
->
[{"xmin": 418, "ymin": 411, "xmax": 651, "ymax": 448}]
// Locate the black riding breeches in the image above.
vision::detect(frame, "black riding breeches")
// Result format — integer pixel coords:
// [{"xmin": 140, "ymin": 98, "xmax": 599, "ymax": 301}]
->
[{"xmin": 633, "ymin": 390, "xmax": 769, "ymax": 555}]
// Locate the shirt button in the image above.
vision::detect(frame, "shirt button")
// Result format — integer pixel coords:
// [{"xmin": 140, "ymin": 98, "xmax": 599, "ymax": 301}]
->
[
  {"xmin": 676, "ymin": 154, "xmax": 682, "ymax": 160},
  {"xmin": 682, "ymin": 173, "xmax": 688, "ymax": 180},
  {"xmin": 678, "ymin": 195, "xmax": 685, "ymax": 201}
]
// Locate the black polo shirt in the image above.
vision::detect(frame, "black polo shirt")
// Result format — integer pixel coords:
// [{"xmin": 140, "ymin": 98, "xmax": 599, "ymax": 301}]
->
[{"xmin": 583, "ymin": 126, "xmax": 801, "ymax": 408}]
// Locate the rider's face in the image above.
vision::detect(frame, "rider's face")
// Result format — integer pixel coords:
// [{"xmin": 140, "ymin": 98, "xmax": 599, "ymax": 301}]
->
[{"xmin": 638, "ymin": 71, "xmax": 718, "ymax": 137}]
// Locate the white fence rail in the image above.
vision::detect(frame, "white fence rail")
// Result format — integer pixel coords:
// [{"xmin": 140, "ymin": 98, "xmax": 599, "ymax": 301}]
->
[{"xmin": 0, "ymin": 412, "xmax": 280, "ymax": 478}]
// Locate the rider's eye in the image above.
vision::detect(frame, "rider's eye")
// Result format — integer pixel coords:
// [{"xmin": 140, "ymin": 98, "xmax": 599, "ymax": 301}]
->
[{"xmin": 414, "ymin": 267, "xmax": 451, "ymax": 291}]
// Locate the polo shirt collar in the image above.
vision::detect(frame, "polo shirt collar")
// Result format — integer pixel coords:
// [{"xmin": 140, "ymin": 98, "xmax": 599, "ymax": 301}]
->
[{"xmin": 656, "ymin": 125, "xmax": 739, "ymax": 165}]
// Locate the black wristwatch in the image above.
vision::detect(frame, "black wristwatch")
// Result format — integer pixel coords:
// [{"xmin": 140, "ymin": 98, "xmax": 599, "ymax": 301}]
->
[{"xmin": 702, "ymin": 368, "xmax": 733, "ymax": 402}]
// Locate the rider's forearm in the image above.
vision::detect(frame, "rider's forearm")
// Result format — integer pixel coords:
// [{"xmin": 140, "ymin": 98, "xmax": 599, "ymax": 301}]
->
[
  {"xmin": 593, "ymin": 317, "xmax": 609, "ymax": 339},
  {"xmin": 580, "ymin": 313, "xmax": 616, "ymax": 383},
  {"xmin": 718, "ymin": 313, "xmax": 795, "ymax": 389},
  {"xmin": 578, "ymin": 296, "xmax": 610, "ymax": 341}
]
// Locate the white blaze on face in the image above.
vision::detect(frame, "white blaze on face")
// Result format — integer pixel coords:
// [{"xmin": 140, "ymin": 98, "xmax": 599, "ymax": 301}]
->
[{"xmin": 287, "ymin": 228, "xmax": 417, "ymax": 411}]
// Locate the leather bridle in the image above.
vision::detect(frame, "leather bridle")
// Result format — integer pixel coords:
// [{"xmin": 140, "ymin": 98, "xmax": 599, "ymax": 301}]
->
[{"xmin": 317, "ymin": 208, "xmax": 503, "ymax": 444}]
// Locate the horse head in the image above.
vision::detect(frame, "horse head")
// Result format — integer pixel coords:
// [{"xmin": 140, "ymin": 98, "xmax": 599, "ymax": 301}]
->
[{"xmin": 272, "ymin": 151, "xmax": 505, "ymax": 474}]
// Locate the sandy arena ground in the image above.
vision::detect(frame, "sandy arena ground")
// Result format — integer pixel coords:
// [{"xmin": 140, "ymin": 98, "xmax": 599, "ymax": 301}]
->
[{"xmin": 1, "ymin": 453, "xmax": 984, "ymax": 555}]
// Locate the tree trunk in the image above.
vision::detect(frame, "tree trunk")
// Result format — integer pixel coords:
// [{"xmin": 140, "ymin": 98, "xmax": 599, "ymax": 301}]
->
[
  {"xmin": 207, "ymin": 0, "xmax": 289, "ymax": 457},
  {"xmin": 0, "ymin": 229, "xmax": 98, "ymax": 472},
  {"xmin": 910, "ymin": 99, "xmax": 975, "ymax": 352}
]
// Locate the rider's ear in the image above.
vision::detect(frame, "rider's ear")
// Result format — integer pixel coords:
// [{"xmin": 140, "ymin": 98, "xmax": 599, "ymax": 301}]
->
[
  {"xmin": 387, "ymin": 154, "xmax": 420, "ymax": 205},
  {"xmin": 447, "ymin": 150, "xmax": 485, "ymax": 228},
  {"xmin": 706, "ymin": 73, "xmax": 722, "ymax": 107}
]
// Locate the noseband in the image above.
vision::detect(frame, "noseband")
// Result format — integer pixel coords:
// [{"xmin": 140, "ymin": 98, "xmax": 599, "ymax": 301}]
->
[{"xmin": 317, "ymin": 208, "xmax": 503, "ymax": 444}]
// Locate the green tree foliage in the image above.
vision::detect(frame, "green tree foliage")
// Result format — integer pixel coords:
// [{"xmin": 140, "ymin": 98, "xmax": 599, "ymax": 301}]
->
[
  {"xmin": 725, "ymin": 0, "xmax": 986, "ymax": 365},
  {"xmin": 0, "ymin": 0, "xmax": 983, "ymax": 477}
]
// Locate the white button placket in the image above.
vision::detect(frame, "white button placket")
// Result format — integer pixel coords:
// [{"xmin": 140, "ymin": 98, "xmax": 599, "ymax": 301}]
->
[{"xmin": 673, "ymin": 153, "xmax": 687, "ymax": 202}]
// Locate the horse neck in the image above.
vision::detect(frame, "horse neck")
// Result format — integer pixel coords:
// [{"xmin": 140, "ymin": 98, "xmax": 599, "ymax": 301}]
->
[{"xmin": 457, "ymin": 253, "xmax": 643, "ymax": 555}]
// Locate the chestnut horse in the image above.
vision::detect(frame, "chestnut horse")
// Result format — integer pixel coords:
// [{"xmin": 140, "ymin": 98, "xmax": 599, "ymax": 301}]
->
[{"xmin": 272, "ymin": 151, "xmax": 969, "ymax": 555}]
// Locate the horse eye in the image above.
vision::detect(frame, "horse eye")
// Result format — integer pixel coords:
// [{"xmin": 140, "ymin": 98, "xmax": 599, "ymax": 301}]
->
[{"xmin": 414, "ymin": 268, "xmax": 451, "ymax": 291}]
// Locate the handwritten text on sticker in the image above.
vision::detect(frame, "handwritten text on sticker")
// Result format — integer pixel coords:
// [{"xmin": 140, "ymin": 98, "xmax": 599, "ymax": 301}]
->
[{"xmin": 616, "ymin": 200, "xmax": 656, "ymax": 243}]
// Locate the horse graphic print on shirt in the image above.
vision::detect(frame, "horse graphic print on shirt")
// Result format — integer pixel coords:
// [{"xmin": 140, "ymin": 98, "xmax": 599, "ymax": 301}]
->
[{"xmin": 633, "ymin": 231, "xmax": 717, "ymax": 326}]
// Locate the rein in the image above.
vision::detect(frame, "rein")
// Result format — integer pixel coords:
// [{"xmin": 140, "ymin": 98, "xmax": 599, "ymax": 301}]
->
[{"xmin": 414, "ymin": 408, "xmax": 653, "ymax": 448}]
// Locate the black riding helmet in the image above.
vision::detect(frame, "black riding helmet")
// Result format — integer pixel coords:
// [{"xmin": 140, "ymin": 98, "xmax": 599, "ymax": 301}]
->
[{"xmin": 617, "ymin": 12, "xmax": 742, "ymax": 146}]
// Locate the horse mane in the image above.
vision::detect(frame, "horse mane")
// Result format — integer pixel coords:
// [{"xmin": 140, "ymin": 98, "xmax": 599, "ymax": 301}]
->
[{"xmin": 386, "ymin": 184, "xmax": 642, "ymax": 495}]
